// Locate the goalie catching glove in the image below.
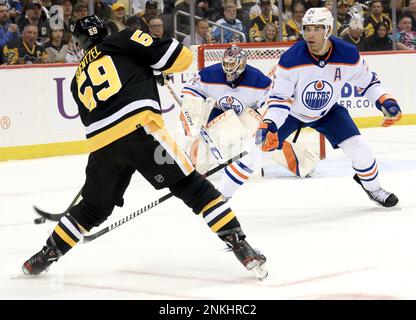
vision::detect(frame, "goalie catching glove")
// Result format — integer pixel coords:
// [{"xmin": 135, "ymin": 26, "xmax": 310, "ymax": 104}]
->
[
  {"xmin": 376, "ymin": 94, "xmax": 402, "ymax": 127},
  {"xmin": 255, "ymin": 119, "xmax": 279, "ymax": 152}
]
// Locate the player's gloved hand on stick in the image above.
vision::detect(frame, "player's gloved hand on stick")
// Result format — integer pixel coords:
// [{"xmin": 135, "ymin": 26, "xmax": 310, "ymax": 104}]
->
[
  {"xmin": 376, "ymin": 94, "xmax": 402, "ymax": 127},
  {"xmin": 154, "ymin": 71, "xmax": 173, "ymax": 86},
  {"xmin": 255, "ymin": 119, "xmax": 279, "ymax": 152}
]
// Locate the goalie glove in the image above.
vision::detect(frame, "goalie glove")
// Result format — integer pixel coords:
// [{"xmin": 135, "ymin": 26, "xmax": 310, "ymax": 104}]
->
[
  {"xmin": 181, "ymin": 95, "xmax": 208, "ymax": 137},
  {"xmin": 375, "ymin": 94, "xmax": 402, "ymax": 127},
  {"xmin": 255, "ymin": 119, "xmax": 279, "ymax": 152}
]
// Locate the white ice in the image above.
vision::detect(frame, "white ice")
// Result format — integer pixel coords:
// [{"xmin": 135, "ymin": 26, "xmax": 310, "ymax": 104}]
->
[{"xmin": 1, "ymin": 125, "xmax": 416, "ymax": 300}]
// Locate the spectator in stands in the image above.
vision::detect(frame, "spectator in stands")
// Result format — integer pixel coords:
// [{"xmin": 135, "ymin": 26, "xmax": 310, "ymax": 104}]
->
[
  {"xmin": 403, "ymin": 0, "xmax": 416, "ymax": 31},
  {"xmin": 395, "ymin": 14, "xmax": 416, "ymax": 50},
  {"xmin": 107, "ymin": 2, "xmax": 126, "ymax": 34},
  {"xmin": 174, "ymin": 0, "xmax": 204, "ymax": 36},
  {"xmin": 163, "ymin": 0, "xmax": 174, "ymax": 14},
  {"xmin": 249, "ymin": 0, "xmax": 278, "ymax": 42},
  {"xmin": 337, "ymin": 0, "xmax": 351, "ymax": 34},
  {"xmin": 285, "ymin": 2, "xmax": 304, "ymax": 41},
  {"xmin": 198, "ymin": 0, "xmax": 216, "ymax": 21},
  {"xmin": 44, "ymin": 28, "xmax": 68, "ymax": 62},
  {"xmin": 182, "ymin": 18, "xmax": 211, "ymax": 47},
  {"xmin": 364, "ymin": 0, "xmax": 391, "ymax": 38},
  {"xmin": 249, "ymin": 0, "xmax": 278, "ymax": 20},
  {"xmin": 392, "ymin": 0, "xmax": 406, "ymax": 21},
  {"xmin": 3, "ymin": 0, "xmax": 22, "ymax": 23},
  {"xmin": 148, "ymin": 16, "xmax": 165, "ymax": 38},
  {"xmin": 18, "ymin": 2, "xmax": 50, "ymax": 44},
  {"xmin": 73, "ymin": 3, "xmax": 89, "ymax": 20},
  {"xmin": 213, "ymin": 3, "xmax": 246, "ymax": 43},
  {"xmin": 260, "ymin": 21, "xmax": 285, "ymax": 41},
  {"xmin": 282, "ymin": 0, "xmax": 293, "ymax": 22},
  {"xmin": 363, "ymin": 21, "xmax": 392, "ymax": 51},
  {"xmin": 3, "ymin": 23, "xmax": 49, "ymax": 64},
  {"xmin": 65, "ymin": 33, "xmax": 83, "ymax": 62},
  {"xmin": 125, "ymin": 14, "xmax": 141, "ymax": 29},
  {"xmin": 39, "ymin": 0, "xmax": 52, "ymax": 11},
  {"xmin": 94, "ymin": 0, "xmax": 111, "ymax": 21},
  {"xmin": 132, "ymin": 0, "xmax": 163, "ymax": 15},
  {"xmin": 62, "ymin": 0, "xmax": 75, "ymax": 43},
  {"xmin": 304, "ymin": 0, "xmax": 324, "ymax": 10},
  {"xmin": 240, "ymin": 0, "xmax": 256, "ymax": 14},
  {"xmin": 0, "ymin": 2, "xmax": 19, "ymax": 63},
  {"xmin": 130, "ymin": 0, "xmax": 160, "ymax": 33},
  {"xmin": 341, "ymin": 16, "xmax": 366, "ymax": 50}
]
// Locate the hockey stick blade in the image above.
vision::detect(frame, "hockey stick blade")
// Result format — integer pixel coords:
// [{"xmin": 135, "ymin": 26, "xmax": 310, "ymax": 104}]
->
[
  {"xmin": 33, "ymin": 189, "xmax": 83, "ymax": 222},
  {"xmin": 83, "ymin": 151, "xmax": 248, "ymax": 243}
]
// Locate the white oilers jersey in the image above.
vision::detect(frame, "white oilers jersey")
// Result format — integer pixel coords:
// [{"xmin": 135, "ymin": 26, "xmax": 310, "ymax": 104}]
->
[
  {"xmin": 265, "ymin": 36, "xmax": 386, "ymax": 127},
  {"xmin": 182, "ymin": 63, "xmax": 271, "ymax": 116}
]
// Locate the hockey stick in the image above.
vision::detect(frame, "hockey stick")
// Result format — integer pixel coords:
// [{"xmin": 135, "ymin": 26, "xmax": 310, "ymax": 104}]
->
[
  {"xmin": 33, "ymin": 188, "xmax": 83, "ymax": 222},
  {"xmin": 83, "ymin": 151, "xmax": 247, "ymax": 243}
]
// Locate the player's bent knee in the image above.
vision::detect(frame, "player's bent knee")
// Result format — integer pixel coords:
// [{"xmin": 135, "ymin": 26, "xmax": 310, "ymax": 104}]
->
[
  {"xmin": 169, "ymin": 171, "xmax": 222, "ymax": 214},
  {"xmin": 69, "ymin": 200, "xmax": 114, "ymax": 231},
  {"xmin": 339, "ymin": 135, "xmax": 373, "ymax": 162}
]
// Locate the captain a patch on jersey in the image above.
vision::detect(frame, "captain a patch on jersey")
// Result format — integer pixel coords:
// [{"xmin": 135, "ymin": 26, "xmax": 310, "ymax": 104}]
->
[
  {"xmin": 301, "ymin": 80, "xmax": 334, "ymax": 111},
  {"xmin": 218, "ymin": 96, "xmax": 244, "ymax": 115}
]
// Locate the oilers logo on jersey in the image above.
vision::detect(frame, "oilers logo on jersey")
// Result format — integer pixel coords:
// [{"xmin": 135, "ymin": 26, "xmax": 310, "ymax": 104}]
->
[
  {"xmin": 218, "ymin": 96, "xmax": 244, "ymax": 114},
  {"xmin": 301, "ymin": 80, "xmax": 334, "ymax": 110}
]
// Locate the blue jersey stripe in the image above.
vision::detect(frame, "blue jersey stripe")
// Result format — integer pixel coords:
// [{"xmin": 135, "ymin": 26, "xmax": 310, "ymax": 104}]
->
[{"xmin": 225, "ymin": 167, "xmax": 243, "ymax": 185}]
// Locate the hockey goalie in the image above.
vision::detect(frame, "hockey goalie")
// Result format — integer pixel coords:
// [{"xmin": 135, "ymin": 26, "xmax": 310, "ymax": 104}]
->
[{"xmin": 179, "ymin": 44, "xmax": 320, "ymax": 179}]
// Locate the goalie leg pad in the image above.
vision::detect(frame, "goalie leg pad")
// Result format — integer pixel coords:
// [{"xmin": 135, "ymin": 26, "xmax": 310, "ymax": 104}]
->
[
  {"xmin": 267, "ymin": 141, "xmax": 319, "ymax": 178},
  {"xmin": 238, "ymin": 108, "xmax": 263, "ymax": 139},
  {"xmin": 195, "ymin": 109, "xmax": 247, "ymax": 173},
  {"xmin": 206, "ymin": 109, "xmax": 246, "ymax": 161}
]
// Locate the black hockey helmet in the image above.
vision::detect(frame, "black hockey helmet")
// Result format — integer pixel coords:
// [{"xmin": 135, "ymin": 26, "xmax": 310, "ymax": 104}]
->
[{"xmin": 73, "ymin": 15, "xmax": 108, "ymax": 51}]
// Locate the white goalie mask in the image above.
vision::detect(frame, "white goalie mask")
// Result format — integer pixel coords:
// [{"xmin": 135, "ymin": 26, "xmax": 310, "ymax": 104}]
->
[
  {"xmin": 301, "ymin": 7, "xmax": 334, "ymax": 40},
  {"xmin": 222, "ymin": 44, "xmax": 247, "ymax": 88}
]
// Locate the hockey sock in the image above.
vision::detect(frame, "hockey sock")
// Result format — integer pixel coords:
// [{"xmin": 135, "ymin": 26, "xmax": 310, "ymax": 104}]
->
[
  {"xmin": 218, "ymin": 159, "xmax": 254, "ymax": 198},
  {"xmin": 199, "ymin": 195, "xmax": 241, "ymax": 233},
  {"xmin": 353, "ymin": 159, "xmax": 379, "ymax": 191},
  {"xmin": 46, "ymin": 215, "xmax": 84, "ymax": 256},
  {"xmin": 339, "ymin": 135, "xmax": 380, "ymax": 191},
  {"xmin": 169, "ymin": 171, "xmax": 241, "ymax": 233}
]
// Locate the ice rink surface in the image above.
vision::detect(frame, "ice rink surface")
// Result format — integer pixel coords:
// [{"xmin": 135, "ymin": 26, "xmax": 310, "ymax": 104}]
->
[{"xmin": 1, "ymin": 125, "xmax": 416, "ymax": 300}]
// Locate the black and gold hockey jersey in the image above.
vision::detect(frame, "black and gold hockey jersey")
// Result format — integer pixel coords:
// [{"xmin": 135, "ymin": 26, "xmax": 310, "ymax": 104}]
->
[
  {"xmin": 70, "ymin": 28, "xmax": 193, "ymax": 152},
  {"xmin": 3, "ymin": 38, "xmax": 48, "ymax": 64}
]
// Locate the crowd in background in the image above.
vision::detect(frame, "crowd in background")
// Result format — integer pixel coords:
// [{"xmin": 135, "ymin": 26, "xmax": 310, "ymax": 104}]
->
[{"xmin": 0, "ymin": 0, "xmax": 415, "ymax": 65}]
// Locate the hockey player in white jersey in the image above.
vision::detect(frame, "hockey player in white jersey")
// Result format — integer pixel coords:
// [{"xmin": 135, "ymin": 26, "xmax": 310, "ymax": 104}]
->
[
  {"xmin": 180, "ymin": 44, "xmax": 319, "ymax": 181},
  {"xmin": 221, "ymin": 8, "xmax": 401, "ymax": 207}
]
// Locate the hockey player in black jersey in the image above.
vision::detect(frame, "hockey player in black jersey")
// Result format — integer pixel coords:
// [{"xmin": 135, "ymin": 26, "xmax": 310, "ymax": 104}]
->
[{"xmin": 22, "ymin": 15, "xmax": 267, "ymax": 280}]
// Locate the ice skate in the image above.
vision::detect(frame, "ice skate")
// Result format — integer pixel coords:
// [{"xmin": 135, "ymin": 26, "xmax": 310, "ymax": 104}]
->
[
  {"xmin": 22, "ymin": 245, "xmax": 59, "ymax": 276},
  {"xmin": 353, "ymin": 174, "xmax": 398, "ymax": 208},
  {"xmin": 220, "ymin": 229, "xmax": 268, "ymax": 281}
]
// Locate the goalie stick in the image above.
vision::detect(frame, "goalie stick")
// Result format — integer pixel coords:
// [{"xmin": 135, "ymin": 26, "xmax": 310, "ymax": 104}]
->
[{"xmin": 83, "ymin": 151, "xmax": 247, "ymax": 243}]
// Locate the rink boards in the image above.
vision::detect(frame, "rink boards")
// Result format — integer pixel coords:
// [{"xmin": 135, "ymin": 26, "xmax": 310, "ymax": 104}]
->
[{"xmin": 0, "ymin": 50, "xmax": 415, "ymax": 160}]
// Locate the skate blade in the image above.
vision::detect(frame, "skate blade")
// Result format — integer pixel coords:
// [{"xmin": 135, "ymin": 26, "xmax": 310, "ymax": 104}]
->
[
  {"xmin": 246, "ymin": 260, "xmax": 268, "ymax": 281},
  {"xmin": 252, "ymin": 264, "xmax": 268, "ymax": 281}
]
